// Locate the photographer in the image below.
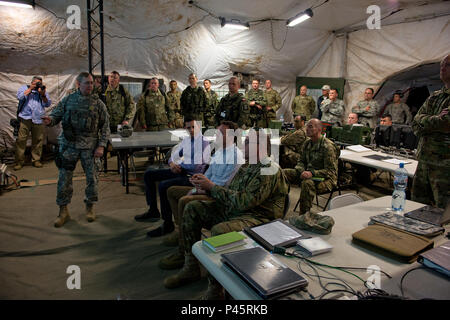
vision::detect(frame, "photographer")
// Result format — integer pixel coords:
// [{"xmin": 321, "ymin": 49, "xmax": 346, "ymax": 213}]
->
[{"xmin": 13, "ymin": 76, "xmax": 52, "ymax": 170}]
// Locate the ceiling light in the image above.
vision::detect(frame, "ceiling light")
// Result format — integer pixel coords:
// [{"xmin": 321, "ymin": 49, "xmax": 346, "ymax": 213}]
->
[
  {"xmin": 0, "ymin": 0, "xmax": 34, "ymax": 8},
  {"xmin": 287, "ymin": 8, "xmax": 313, "ymax": 27},
  {"xmin": 220, "ymin": 17, "xmax": 249, "ymax": 30}
]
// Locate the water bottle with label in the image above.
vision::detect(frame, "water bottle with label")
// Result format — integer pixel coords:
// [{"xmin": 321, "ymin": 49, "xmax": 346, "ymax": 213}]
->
[
  {"xmin": 391, "ymin": 162, "xmax": 408, "ymax": 212},
  {"xmin": 280, "ymin": 114, "xmax": 284, "ymax": 123}
]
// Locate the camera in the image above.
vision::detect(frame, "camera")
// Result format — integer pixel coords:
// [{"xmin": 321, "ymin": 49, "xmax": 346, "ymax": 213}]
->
[
  {"xmin": 35, "ymin": 82, "xmax": 46, "ymax": 91},
  {"xmin": 10, "ymin": 118, "xmax": 20, "ymax": 136}
]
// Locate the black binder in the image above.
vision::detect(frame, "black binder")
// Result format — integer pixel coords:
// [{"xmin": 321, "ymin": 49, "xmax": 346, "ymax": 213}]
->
[{"xmin": 221, "ymin": 247, "xmax": 308, "ymax": 299}]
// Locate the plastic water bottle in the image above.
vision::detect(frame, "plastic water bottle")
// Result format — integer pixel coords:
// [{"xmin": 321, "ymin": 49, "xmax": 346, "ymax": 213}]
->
[
  {"xmin": 391, "ymin": 163, "xmax": 408, "ymax": 211},
  {"xmin": 280, "ymin": 114, "xmax": 284, "ymax": 123}
]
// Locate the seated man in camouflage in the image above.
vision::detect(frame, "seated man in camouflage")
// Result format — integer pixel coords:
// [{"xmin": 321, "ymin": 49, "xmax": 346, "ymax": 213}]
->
[
  {"xmin": 163, "ymin": 131, "xmax": 289, "ymax": 299},
  {"xmin": 284, "ymin": 119, "xmax": 338, "ymax": 215},
  {"xmin": 279, "ymin": 115, "xmax": 307, "ymax": 168}
]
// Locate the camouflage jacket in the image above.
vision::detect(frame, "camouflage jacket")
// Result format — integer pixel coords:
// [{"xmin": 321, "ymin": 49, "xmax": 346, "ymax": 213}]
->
[
  {"xmin": 49, "ymin": 90, "xmax": 110, "ymax": 149},
  {"xmin": 352, "ymin": 99, "xmax": 380, "ymax": 128},
  {"xmin": 180, "ymin": 86, "xmax": 206, "ymax": 120},
  {"xmin": 321, "ymin": 99, "xmax": 345, "ymax": 125},
  {"xmin": 104, "ymin": 85, "xmax": 135, "ymax": 129},
  {"xmin": 246, "ymin": 89, "xmax": 267, "ymax": 117},
  {"xmin": 166, "ymin": 90, "xmax": 182, "ymax": 117},
  {"xmin": 210, "ymin": 159, "xmax": 289, "ymax": 221},
  {"xmin": 137, "ymin": 89, "xmax": 173, "ymax": 127},
  {"xmin": 204, "ymin": 89, "xmax": 219, "ymax": 115},
  {"xmin": 264, "ymin": 89, "xmax": 282, "ymax": 118},
  {"xmin": 291, "ymin": 95, "xmax": 316, "ymax": 120},
  {"xmin": 384, "ymin": 102, "xmax": 412, "ymax": 124},
  {"xmin": 280, "ymin": 126, "xmax": 307, "ymax": 154},
  {"xmin": 215, "ymin": 92, "xmax": 251, "ymax": 128},
  {"xmin": 412, "ymin": 87, "xmax": 450, "ymax": 166},
  {"xmin": 295, "ymin": 136, "xmax": 338, "ymax": 184}
]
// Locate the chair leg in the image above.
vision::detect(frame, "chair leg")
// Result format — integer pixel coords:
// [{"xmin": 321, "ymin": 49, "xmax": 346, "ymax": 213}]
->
[
  {"xmin": 294, "ymin": 197, "xmax": 301, "ymax": 212},
  {"xmin": 324, "ymin": 190, "xmax": 335, "ymax": 211}
]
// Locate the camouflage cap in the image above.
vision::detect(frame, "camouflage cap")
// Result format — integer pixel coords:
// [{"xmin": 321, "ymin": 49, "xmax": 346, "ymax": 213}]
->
[
  {"xmin": 321, "ymin": 85, "xmax": 331, "ymax": 90},
  {"xmin": 289, "ymin": 212, "xmax": 335, "ymax": 235}
]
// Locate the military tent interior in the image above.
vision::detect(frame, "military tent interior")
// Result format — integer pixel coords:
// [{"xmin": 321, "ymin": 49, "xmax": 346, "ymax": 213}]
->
[{"xmin": 0, "ymin": 0, "xmax": 449, "ymax": 301}]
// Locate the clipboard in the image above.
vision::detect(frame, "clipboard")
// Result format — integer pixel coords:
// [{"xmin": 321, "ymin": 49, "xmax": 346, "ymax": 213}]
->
[{"xmin": 244, "ymin": 219, "xmax": 307, "ymax": 252}]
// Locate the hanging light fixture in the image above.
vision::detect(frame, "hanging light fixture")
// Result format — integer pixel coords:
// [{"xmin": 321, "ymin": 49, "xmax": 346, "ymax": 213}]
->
[
  {"xmin": 0, "ymin": 0, "xmax": 34, "ymax": 8},
  {"xmin": 287, "ymin": 8, "xmax": 313, "ymax": 27},
  {"xmin": 220, "ymin": 17, "xmax": 250, "ymax": 30}
]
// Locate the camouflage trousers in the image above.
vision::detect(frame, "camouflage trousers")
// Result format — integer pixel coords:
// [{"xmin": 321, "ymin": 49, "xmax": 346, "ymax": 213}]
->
[
  {"xmin": 279, "ymin": 149, "xmax": 300, "ymax": 169},
  {"xmin": 182, "ymin": 200, "xmax": 268, "ymax": 254},
  {"xmin": 56, "ymin": 146, "xmax": 100, "ymax": 206},
  {"xmin": 283, "ymin": 168, "xmax": 335, "ymax": 214},
  {"xmin": 146, "ymin": 124, "xmax": 169, "ymax": 131},
  {"xmin": 412, "ymin": 161, "xmax": 450, "ymax": 209},
  {"xmin": 167, "ymin": 186, "xmax": 212, "ymax": 253},
  {"xmin": 203, "ymin": 113, "xmax": 216, "ymax": 129}
]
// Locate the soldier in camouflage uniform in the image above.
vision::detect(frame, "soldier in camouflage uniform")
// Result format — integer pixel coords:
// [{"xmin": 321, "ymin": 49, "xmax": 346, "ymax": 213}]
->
[
  {"xmin": 137, "ymin": 78, "xmax": 173, "ymax": 131},
  {"xmin": 104, "ymin": 71, "xmax": 135, "ymax": 133},
  {"xmin": 280, "ymin": 115, "xmax": 307, "ymax": 169},
  {"xmin": 352, "ymin": 88, "xmax": 380, "ymax": 128},
  {"xmin": 321, "ymin": 88, "xmax": 345, "ymax": 125},
  {"xmin": 164, "ymin": 133, "xmax": 289, "ymax": 299},
  {"xmin": 203, "ymin": 79, "xmax": 219, "ymax": 129},
  {"xmin": 215, "ymin": 77, "xmax": 251, "ymax": 128},
  {"xmin": 291, "ymin": 85, "xmax": 316, "ymax": 120},
  {"xmin": 384, "ymin": 92, "xmax": 412, "ymax": 124},
  {"xmin": 166, "ymin": 80, "xmax": 183, "ymax": 128},
  {"xmin": 42, "ymin": 72, "xmax": 110, "ymax": 227},
  {"xmin": 411, "ymin": 55, "xmax": 450, "ymax": 209},
  {"xmin": 264, "ymin": 79, "xmax": 282, "ymax": 126},
  {"xmin": 180, "ymin": 73, "xmax": 206, "ymax": 123},
  {"xmin": 245, "ymin": 79, "xmax": 267, "ymax": 128},
  {"xmin": 284, "ymin": 119, "xmax": 338, "ymax": 214}
]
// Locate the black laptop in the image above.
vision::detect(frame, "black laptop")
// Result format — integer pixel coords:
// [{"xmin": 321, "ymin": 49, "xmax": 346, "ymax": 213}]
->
[
  {"xmin": 404, "ymin": 204, "xmax": 450, "ymax": 226},
  {"xmin": 221, "ymin": 247, "xmax": 308, "ymax": 299}
]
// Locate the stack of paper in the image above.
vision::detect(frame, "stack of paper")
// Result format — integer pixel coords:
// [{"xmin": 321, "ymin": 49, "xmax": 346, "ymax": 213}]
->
[
  {"xmin": 203, "ymin": 231, "xmax": 246, "ymax": 253},
  {"xmin": 297, "ymin": 237, "xmax": 333, "ymax": 256},
  {"xmin": 346, "ymin": 145, "xmax": 371, "ymax": 152}
]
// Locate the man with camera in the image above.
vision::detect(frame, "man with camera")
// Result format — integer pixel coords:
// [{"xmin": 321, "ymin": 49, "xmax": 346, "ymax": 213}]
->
[{"xmin": 13, "ymin": 76, "xmax": 52, "ymax": 170}]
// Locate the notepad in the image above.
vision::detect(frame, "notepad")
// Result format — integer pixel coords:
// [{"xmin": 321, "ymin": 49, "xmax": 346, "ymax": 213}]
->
[
  {"xmin": 297, "ymin": 237, "xmax": 333, "ymax": 256},
  {"xmin": 203, "ymin": 231, "xmax": 246, "ymax": 253},
  {"xmin": 346, "ymin": 145, "xmax": 371, "ymax": 152}
]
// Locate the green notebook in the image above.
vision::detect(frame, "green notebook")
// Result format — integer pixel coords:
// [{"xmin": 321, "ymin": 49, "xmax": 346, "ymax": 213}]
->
[{"xmin": 203, "ymin": 231, "xmax": 246, "ymax": 253}]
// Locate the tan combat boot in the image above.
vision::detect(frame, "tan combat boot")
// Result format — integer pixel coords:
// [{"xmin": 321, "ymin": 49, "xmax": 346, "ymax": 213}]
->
[
  {"xmin": 200, "ymin": 275, "xmax": 225, "ymax": 300},
  {"xmin": 54, "ymin": 205, "xmax": 70, "ymax": 228},
  {"xmin": 164, "ymin": 253, "xmax": 201, "ymax": 289},
  {"xmin": 86, "ymin": 203, "xmax": 96, "ymax": 222}
]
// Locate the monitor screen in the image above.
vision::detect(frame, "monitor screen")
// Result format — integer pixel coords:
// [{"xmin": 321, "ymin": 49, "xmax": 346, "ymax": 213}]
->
[{"xmin": 375, "ymin": 125, "xmax": 391, "ymax": 147}]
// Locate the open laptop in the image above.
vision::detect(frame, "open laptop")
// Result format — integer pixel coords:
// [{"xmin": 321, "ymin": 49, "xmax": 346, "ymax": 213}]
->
[
  {"xmin": 404, "ymin": 203, "xmax": 450, "ymax": 227},
  {"xmin": 221, "ymin": 247, "xmax": 308, "ymax": 299}
]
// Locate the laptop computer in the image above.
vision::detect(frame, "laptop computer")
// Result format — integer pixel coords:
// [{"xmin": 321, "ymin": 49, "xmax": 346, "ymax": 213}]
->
[
  {"xmin": 221, "ymin": 247, "xmax": 308, "ymax": 299},
  {"xmin": 404, "ymin": 203, "xmax": 450, "ymax": 226}
]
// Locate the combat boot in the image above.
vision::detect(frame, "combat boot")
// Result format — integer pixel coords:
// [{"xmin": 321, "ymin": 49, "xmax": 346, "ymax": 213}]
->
[
  {"xmin": 200, "ymin": 275, "xmax": 225, "ymax": 300},
  {"xmin": 86, "ymin": 203, "xmax": 96, "ymax": 222},
  {"xmin": 158, "ymin": 251, "xmax": 184, "ymax": 270},
  {"xmin": 164, "ymin": 253, "xmax": 201, "ymax": 289},
  {"xmin": 161, "ymin": 228, "xmax": 179, "ymax": 247},
  {"xmin": 54, "ymin": 205, "xmax": 70, "ymax": 228}
]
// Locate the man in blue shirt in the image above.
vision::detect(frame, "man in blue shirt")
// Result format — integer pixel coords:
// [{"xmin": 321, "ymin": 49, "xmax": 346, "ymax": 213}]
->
[
  {"xmin": 135, "ymin": 118, "xmax": 211, "ymax": 237},
  {"xmin": 14, "ymin": 76, "xmax": 52, "ymax": 170}
]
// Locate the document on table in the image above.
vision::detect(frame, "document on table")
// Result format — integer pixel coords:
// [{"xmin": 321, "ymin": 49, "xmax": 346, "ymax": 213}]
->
[
  {"xmin": 169, "ymin": 130, "xmax": 190, "ymax": 139},
  {"xmin": 346, "ymin": 145, "xmax": 371, "ymax": 152},
  {"xmin": 382, "ymin": 158, "xmax": 412, "ymax": 165},
  {"xmin": 111, "ymin": 138, "xmax": 122, "ymax": 142}
]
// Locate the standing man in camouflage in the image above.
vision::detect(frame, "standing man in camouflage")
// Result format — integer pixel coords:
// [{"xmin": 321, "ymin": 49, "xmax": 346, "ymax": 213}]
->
[
  {"xmin": 264, "ymin": 79, "xmax": 282, "ymax": 127},
  {"xmin": 320, "ymin": 88, "xmax": 345, "ymax": 126},
  {"xmin": 180, "ymin": 73, "xmax": 206, "ymax": 123},
  {"xmin": 384, "ymin": 92, "xmax": 412, "ymax": 124},
  {"xmin": 215, "ymin": 76, "xmax": 251, "ymax": 128},
  {"xmin": 283, "ymin": 119, "xmax": 338, "ymax": 214},
  {"xmin": 137, "ymin": 78, "xmax": 173, "ymax": 131},
  {"xmin": 42, "ymin": 72, "xmax": 110, "ymax": 227},
  {"xmin": 317, "ymin": 85, "xmax": 330, "ymax": 120},
  {"xmin": 411, "ymin": 54, "xmax": 450, "ymax": 209},
  {"xmin": 166, "ymin": 80, "xmax": 183, "ymax": 128},
  {"xmin": 280, "ymin": 115, "xmax": 307, "ymax": 169},
  {"xmin": 245, "ymin": 79, "xmax": 267, "ymax": 128},
  {"xmin": 292, "ymin": 85, "xmax": 316, "ymax": 120},
  {"xmin": 352, "ymin": 88, "xmax": 380, "ymax": 128},
  {"xmin": 104, "ymin": 71, "xmax": 135, "ymax": 133},
  {"xmin": 203, "ymin": 79, "xmax": 219, "ymax": 129},
  {"xmin": 164, "ymin": 132, "xmax": 289, "ymax": 299}
]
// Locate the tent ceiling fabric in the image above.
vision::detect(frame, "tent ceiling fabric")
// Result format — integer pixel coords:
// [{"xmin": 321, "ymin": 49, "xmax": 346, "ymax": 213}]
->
[{"xmin": 0, "ymin": 0, "xmax": 449, "ymax": 145}]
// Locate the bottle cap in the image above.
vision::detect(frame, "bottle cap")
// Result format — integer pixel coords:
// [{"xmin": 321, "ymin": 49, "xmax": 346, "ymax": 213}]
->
[{"xmin": 399, "ymin": 162, "xmax": 404, "ymax": 168}]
